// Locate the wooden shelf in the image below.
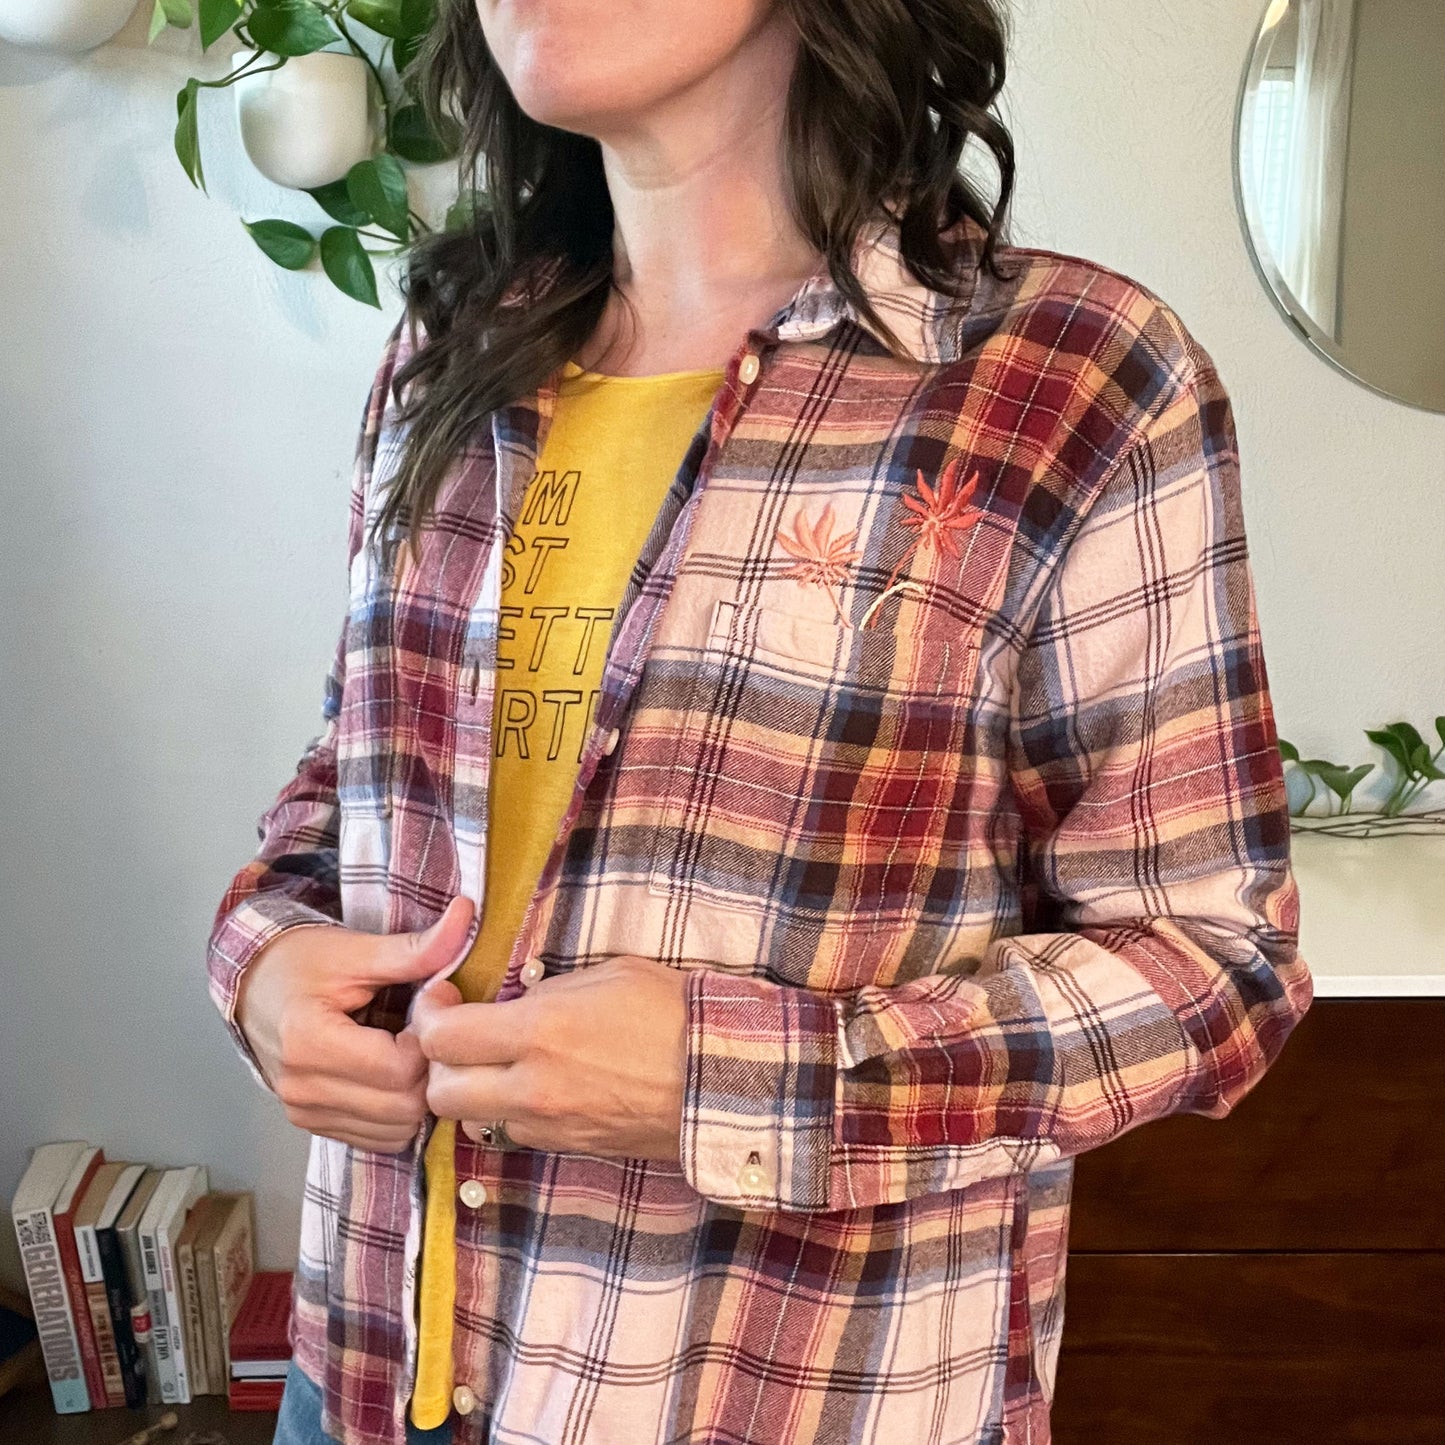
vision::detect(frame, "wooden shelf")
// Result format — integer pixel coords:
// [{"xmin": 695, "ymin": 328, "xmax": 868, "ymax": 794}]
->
[{"xmin": 0, "ymin": 1385, "xmax": 277, "ymax": 1444}]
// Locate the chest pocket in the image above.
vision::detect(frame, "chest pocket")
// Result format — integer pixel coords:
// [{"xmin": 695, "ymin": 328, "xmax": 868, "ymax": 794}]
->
[{"xmin": 646, "ymin": 597, "xmax": 979, "ymax": 934}]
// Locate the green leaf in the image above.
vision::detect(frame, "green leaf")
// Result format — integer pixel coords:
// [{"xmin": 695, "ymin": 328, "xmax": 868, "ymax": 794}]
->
[
  {"xmin": 388, "ymin": 102, "xmax": 460, "ymax": 163},
  {"xmin": 173, "ymin": 79, "xmax": 205, "ymax": 192},
  {"xmin": 1436, "ymin": 716, "xmax": 1445, "ymax": 748},
  {"xmin": 1277, "ymin": 738, "xmax": 1299, "ymax": 762},
  {"xmin": 397, "ymin": 0, "xmax": 432, "ymax": 36},
  {"xmin": 147, "ymin": 0, "xmax": 168, "ymax": 41},
  {"xmin": 1316, "ymin": 763, "xmax": 1371, "ymax": 803},
  {"xmin": 243, "ymin": 217, "xmax": 317, "ymax": 269},
  {"xmin": 1295, "ymin": 758, "xmax": 1341, "ymax": 776},
  {"xmin": 307, "ymin": 177, "xmax": 372, "ymax": 227},
  {"xmin": 1407, "ymin": 742, "xmax": 1442, "ymax": 777},
  {"xmin": 1365, "ymin": 727, "xmax": 1411, "ymax": 769},
  {"xmin": 158, "ymin": 0, "xmax": 193, "ymax": 27},
  {"xmin": 1387, "ymin": 721, "xmax": 1427, "ymax": 760},
  {"xmin": 346, "ymin": 154, "xmax": 409, "ymax": 239},
  {"xmin": 344, "ymin": 0, "xmax": 403, "ymax": 36},
  {"xmin": 247, "ymin": 0, "xmax": 340, "ymax": 55},
  {"xmin": 319, "ymin": 226, "xmax": 379, "ymax": 306},
  {"xmin": 392, "ymin": 27, "xmax": 426, "ymax": 74},
  {"xmin": 198, "ymin": 0, "xmax": 243, "ymax": 49}
]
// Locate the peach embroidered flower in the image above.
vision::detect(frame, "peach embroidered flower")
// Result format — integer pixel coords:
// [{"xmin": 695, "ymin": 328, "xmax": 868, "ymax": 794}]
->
[
  {"xmin": 862, "ymin": 456, "xmax": 982, "ymax": 629},
  {"xmin": 774, "ymin": 500, "xmax": 863, "ymax": 626}
]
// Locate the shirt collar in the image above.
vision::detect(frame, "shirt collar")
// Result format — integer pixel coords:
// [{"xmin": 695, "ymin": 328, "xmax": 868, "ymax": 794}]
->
[{"xmin": 764, "ymin": 205, "xmax": 988, "ymax": 365}]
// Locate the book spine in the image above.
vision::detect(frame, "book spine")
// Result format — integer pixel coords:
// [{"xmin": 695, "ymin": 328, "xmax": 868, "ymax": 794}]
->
[
  {"xmin": 156, "ymin": 1220, "xmax": 191, "ymax": 1403},
  {"xmin": 196, "ymin": 1241, "xmax": 224, "ymax": 1395},
  {"xmin": 12, "ymin": 1206, "xmax": 89, "ymax": 1413},
  {"xmin": 54, "ymin": 1207, "xmax": 107, "ymax": 1409},
  {"xmin": 74, "ymin": 1223, "xmax": 123, "ymax": 1407},
  {"xmin": 177, "ymin": 1239, "xmax": 209, "ymax": 1395},
  {"xmin": 119, "ymin": 1223, "xmax": 162, "ymax": 1405},
  {"xmin": 96, "ymin": 1226, "xmax": 146, "ymax": 1409},
  {"xmin": 139, "ymin": 1218, "xmax": 177, "ymax": 1403}
]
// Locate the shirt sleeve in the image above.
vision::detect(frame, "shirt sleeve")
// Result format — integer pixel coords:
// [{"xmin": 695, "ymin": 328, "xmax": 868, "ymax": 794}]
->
[
  {"xmin": 205, "ymin": 314, "xmax": 408, "ymax": 1088},
  {"xmin": 677, "ymin": 344, "xmax": 1315, "ymax": 1212}
]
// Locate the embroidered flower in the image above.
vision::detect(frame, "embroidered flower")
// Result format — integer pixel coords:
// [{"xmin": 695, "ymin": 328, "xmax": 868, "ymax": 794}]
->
[
  {"xmin": 862, "ymin": 456, "xmax": 982, "ymax": 629},
  {"xmin": 774, "ymin": 500, "xmax": 864, "ymax": 627}
]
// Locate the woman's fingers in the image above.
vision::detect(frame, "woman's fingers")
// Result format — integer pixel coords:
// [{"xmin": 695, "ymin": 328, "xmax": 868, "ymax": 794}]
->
[
  {"xmin": 288, "ymin": 1107, "xmax": 421, "ymax": 1154},
  {"xmin": 277, "ymin": 1067, "xmax": 427, "ymax": 1126},
  {"xmin": 285, "ymin": 1008, "xmax": 428, "ymax": 1093}
]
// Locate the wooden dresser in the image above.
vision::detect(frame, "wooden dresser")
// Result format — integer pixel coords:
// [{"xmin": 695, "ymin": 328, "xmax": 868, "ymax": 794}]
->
[{"xmin": 1053, "ymin": 991, "xmax": 1445, "ymax": 1442}]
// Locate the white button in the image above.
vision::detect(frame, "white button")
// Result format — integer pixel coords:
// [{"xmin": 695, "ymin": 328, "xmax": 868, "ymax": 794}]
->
[
  {"xmin": 602, "ymin": 726, "xmax": 620, "ymax": 756},
  {"xmin": 452, "ymin": 1384, "xmax": 476, "ymax": 1416},
  {"xmin": 519, "ymin": 957, "xmax": 545, "ymax": 987},
  {"xmin": 738, "ymin": 352, "xmax": 760, "ymax": 384},
  {"xmin": 737, "ymin": 1161, "xmax": 768, "ymax": 1193},
  {"xmin": 458, "ymin": 1178, "xmax": 487, "ymax": 1209}
]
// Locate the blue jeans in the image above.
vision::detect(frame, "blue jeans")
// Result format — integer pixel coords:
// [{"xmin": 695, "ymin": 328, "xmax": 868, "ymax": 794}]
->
[{"xmin": 274, "ymin": 1360, "xmax": 453, "ymax": 1445}]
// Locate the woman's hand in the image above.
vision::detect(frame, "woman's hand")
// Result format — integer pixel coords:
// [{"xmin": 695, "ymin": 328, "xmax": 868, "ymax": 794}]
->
[
  {"xmin": 235, "ymin": 895, "xmax": 476, "ymax": 1153},
  {"xmin": 409, "ymin": 953, "xmax": 689, "ymax": 1164}
]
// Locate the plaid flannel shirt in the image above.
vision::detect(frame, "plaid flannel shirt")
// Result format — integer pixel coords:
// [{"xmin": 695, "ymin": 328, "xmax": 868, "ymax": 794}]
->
[{"xmin": 206, "ymin": 206, "xmax": 1313, "ymax": 1445}]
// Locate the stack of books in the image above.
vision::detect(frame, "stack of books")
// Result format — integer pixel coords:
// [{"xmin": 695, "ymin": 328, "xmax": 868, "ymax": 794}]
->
[
  {"xmin": 227, "ymin": 1272, "xmax": 294, "ymax": 1410},
  {"xmin": 8, "ymin": 1140, "xmax": 290, "ymax": 1415}
]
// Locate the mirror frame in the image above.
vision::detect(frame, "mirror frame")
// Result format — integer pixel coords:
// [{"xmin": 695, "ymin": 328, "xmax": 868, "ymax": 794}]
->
[{"xmin": 1231, "ymin": 0, "xmax": 1444, "ymax": 416}]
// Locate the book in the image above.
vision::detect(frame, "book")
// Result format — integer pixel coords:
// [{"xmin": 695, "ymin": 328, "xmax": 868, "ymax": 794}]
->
[
  {"xmin": 138, "ymin": 1165, "xmax": 207, "ymax": 1404},
  {"xmin": 203, "ymin": 1192, "xmax": 255, "ymax": 1388},
  {"xmin": 72, "ymin": 1162, "xmax": 131, "ymax": 1407},
  {"xmin": 91, "ymin": 1165, "xmax": 148, "ymax": 1408},
  {"xmin": 10, "ymin": 1141, "xmax": 91, "ymax": 1412},
  {"xmin": 229, "ymin": 1270, "xmax": 292, "ymax": 1377},
  {"xmin": 228, "ymin": 1374, "xmax": 286, "ymax": 1410},
  {"xmin": 174, "ymin": 1195, "xmax": 221, "ymax": 1396},
  {"xmin": 114, "ymin": 1167, "xmax": 163, "ymax": 1405},
  {"xmin": 157, "ymin": 1168, "xmax": 207, "ymax": 1404},
  {"xmin": 193, "ymin": 1196, "xmax": 230, "ymax": 1393},
  {"xmin": 49, "ymin": 1146, "xmax": 105, "ymax": 1410}
]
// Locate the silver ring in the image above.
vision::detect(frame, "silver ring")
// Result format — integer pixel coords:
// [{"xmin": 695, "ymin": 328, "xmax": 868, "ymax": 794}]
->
[{"xmin": 476, "ymin": 1119, "xmax": 518, "ymax": 1151}]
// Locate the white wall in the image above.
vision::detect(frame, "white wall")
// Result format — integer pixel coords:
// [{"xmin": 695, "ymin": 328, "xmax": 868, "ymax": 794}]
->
[{"xmin": 3, "ymin": 0, "xmax": 1442, "ymax": 1283}]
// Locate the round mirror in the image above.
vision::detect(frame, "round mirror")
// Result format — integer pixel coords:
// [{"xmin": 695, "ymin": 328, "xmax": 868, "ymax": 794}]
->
[{"xmin": 1234, "ymin": 0, "xmax": 1445, "ymax": 413}]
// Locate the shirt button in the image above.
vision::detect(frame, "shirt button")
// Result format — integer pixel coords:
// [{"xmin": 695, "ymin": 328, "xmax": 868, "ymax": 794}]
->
[
  {"xmin": 738, "ymin": 351, "xmax": 760, "ymax": 384},
  {"xmin": 602, "ymin": 726, "xmax": 620, "ymax": 756},
  {"xmin": 452, "ymin": 1384, "xmax": 477, "ymax": 1416},
  {"xmin": 519, "ymin": 957, "xmax": 545, "ymax": 987},
  {"xmin": 458, "ymin": 1178, "xmax": 487, "ymax": 1209},
  {"xmin": 737, "ymin": 1161, "xmax": 768, "ymax": 1193}
]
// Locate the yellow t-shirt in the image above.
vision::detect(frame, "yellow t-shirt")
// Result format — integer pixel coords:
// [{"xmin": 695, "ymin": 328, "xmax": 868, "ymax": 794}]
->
[{"xmin": 410, "ymin": 357, "xmax": 725, "ymax": 1429}]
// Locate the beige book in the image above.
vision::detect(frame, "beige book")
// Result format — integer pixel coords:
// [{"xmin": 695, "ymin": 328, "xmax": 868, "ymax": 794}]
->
[
  {"xmin": 197, "ymin": 1193, "xmax": 254, "ymax": 1387},
  {"xmin": 175, "ymin": 1196, "xmax": 222, "ymax": 1396}
]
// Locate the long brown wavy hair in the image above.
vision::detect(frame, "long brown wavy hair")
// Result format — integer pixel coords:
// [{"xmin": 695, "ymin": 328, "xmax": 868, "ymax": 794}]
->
[{"xmin": 374, "ymin": 0, "xmax": 1019, "ymax": 574}]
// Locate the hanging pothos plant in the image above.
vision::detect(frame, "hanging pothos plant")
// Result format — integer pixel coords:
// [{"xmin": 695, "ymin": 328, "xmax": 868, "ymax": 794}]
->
[
  {"xmin": 1280, "ymin": 715, "xmax": 1445, "ymax": 838},
  {"xmin": 151, "ymin": 0, "xmax": 472, "ymax": 305}
]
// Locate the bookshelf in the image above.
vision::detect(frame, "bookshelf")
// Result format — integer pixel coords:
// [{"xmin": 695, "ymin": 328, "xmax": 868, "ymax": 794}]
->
[{"xmin": 0, "ymin": 1382, "xmax": 277, "ymax": 1443}]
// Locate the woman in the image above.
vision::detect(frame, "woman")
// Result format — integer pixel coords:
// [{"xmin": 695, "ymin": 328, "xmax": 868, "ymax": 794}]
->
[{"xmin": 209, "ymin": 0, "xmax": 1314, "ymax": 1442}]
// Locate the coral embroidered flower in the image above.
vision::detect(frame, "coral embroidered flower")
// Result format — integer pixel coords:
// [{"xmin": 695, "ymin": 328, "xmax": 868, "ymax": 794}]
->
[
  {"xmin": 863, "ymin": 456, "xmax": 982, "ymax": 628},
  {"xmin": 900, "ymin": 455, "xmax": 980, "ymax": 558},
  {"xmin": 774, "ymin": 500, "xmax": 864, "ymax": 626}
]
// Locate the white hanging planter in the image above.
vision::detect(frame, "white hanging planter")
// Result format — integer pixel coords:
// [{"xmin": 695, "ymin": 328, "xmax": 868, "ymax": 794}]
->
[
  {"xmin": 0, "ymin": 0, "xmax": 138, "ymax": 51},
  {"xmin": 232, "ymin": 48, "xmax": 381, "ymax": 191}
]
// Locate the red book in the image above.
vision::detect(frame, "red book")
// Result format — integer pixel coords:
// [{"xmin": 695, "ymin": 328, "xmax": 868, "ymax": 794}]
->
[
  {"xmin": 50, "ymin": 1148, "xmax": 107, "ymax": 1410},
  {"xmin": 228, "ymin": 1375, "xmax": 286, "ymax": 1410},
  {"xmin": 228, "ymin": 1271, "xmax": 292, "ymax": 1377}
]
